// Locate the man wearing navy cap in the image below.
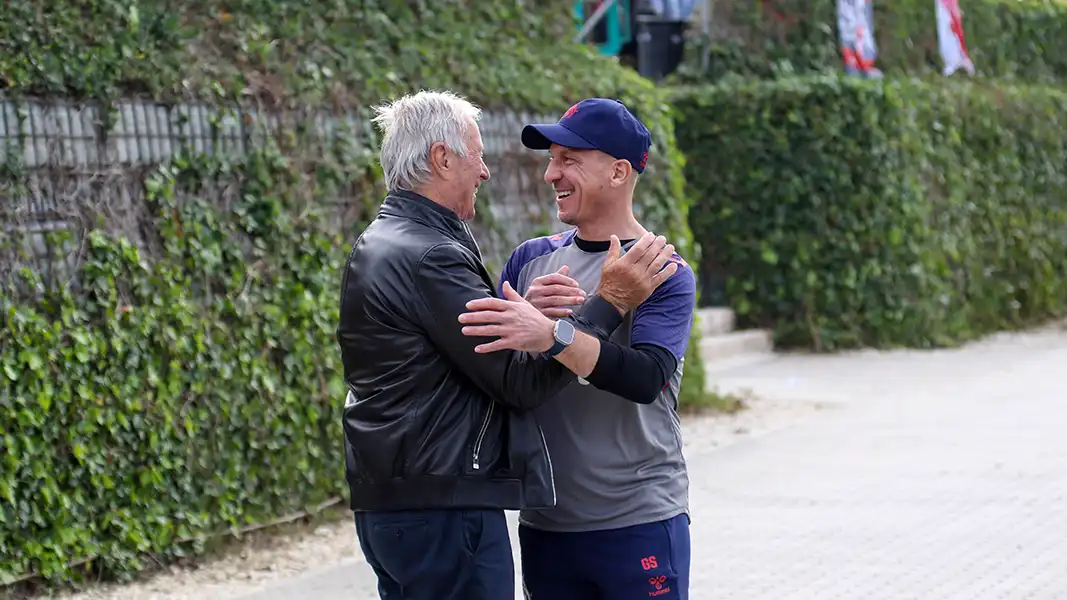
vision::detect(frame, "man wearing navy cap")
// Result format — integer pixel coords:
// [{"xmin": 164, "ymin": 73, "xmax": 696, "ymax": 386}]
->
[{"xmin": 461, "ymin": 98, "xmax": 696, "ymax": 599}]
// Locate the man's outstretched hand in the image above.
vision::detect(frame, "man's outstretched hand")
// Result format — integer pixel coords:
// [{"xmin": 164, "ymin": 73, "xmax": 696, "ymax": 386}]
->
[
  {"xmin": 458, "ymin": 281, "xmax": 556, "ymax": 354},
  {"xmin": 596, "ymin": 232, "xmax": 678, "ymax": 314}
]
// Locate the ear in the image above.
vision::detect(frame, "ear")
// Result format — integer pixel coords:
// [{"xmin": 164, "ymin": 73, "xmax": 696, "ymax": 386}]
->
[
  {"xmin": 428, "ymin": 141, "xmax": 452, "ymax": 177},
  {"xmin": 609, "ymin": 159, "xmax": 633, "ymax": 187}
]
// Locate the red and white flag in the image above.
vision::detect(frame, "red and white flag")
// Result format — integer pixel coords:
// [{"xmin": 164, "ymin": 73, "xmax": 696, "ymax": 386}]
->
[
  {"xmin": 837, "ymin": 0, "xmax": 882, "ymax": 77},
  {"xmin": 936, "ymin": 0, "xmax": 975, "ymax": 75}
]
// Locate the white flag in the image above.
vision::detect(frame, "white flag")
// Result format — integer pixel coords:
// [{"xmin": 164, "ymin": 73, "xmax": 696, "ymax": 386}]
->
[{"xmin": 936, "ymin": 0, "xmax": 976, "ymax": 75}]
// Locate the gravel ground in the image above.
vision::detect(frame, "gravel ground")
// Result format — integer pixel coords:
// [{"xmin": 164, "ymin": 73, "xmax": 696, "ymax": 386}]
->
[{"xmin": 34, "ymin": 390, "xmax": 822, "ymax": 600}]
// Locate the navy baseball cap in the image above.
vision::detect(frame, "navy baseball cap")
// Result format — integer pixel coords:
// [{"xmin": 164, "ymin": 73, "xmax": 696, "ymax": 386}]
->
[{"xmin": 521, "ymin": 98, "xmax": 652, "ymax": 173}]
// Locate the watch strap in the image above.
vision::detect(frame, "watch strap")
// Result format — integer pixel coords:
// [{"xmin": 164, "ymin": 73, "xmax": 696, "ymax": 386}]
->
[{"xmin": 568, "ymin": 294, "xmax": 625, "ymax": 341}]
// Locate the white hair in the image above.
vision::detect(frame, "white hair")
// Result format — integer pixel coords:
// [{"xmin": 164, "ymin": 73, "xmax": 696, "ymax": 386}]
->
[{"xmin": 371, "ymin": 90, "xmax": 482, "ymax": 191}]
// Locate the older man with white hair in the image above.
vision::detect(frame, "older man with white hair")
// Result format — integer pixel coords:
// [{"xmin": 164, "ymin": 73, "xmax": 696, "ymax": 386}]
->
[{"xmin": 336, "ymin": 89, "xmax": 680, "ymax": 600}]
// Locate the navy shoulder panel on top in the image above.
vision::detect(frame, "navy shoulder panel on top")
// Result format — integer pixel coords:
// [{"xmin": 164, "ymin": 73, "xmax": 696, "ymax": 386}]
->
[
  {"xmin": 631, "ymin": 253, "xmax": 697, "ymax": 360},
  {"xmin": 497, "ymin": 229, "xmax": 577, "ymax": 297}
]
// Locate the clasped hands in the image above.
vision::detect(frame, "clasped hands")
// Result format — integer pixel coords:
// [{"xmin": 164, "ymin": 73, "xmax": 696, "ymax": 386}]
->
[{"xmin": 457, "ymin": 232, "xmax": 678, "ymax": 354}]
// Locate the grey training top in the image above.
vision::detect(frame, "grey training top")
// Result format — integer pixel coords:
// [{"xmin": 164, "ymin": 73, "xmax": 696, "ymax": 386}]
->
[{"xmin": 497, "ymin": 228, "xmax": 697, "ymax": 532}]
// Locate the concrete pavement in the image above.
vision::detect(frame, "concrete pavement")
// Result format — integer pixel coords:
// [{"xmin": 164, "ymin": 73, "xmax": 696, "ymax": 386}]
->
[{"xmin": 236, "ymin": 324, "xmax": 1067, "ymax": 599}]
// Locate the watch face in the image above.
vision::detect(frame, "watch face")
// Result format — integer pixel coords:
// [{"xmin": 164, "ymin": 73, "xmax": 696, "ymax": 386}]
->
[{"xmin": 556, "ymin": 319, "xmax": 576, "ymax": 345}]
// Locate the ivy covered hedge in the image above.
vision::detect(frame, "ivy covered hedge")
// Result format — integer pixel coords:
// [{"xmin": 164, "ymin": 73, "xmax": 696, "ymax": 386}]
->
[
  {"xmin": 676, "ymin": 0, "xmax": 1067, "ymax": 84},
  {"xmin": 0, "ymin": 0, "xmax": 709, "ymax": 588},
  {"xmin": 2, "ymin": 149, "xmax": 348, "ymax": 583},
  {"xmin": 674, "ymin": 75, "xmax": 1067, "ymax": 350}
]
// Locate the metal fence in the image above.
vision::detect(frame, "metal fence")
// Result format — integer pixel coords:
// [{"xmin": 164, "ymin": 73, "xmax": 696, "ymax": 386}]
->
[{"xmin": 0, "ymin": 98, "xmax": 561, "ymax": 291}]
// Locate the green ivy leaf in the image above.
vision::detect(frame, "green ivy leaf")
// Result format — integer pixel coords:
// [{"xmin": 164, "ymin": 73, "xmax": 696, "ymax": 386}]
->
[
  {"xmin": 21, "ymin": 350, "xmax": 43, "ymax": 372},
  {"xmin": 72, "ymin": 443, "xmax": 86, "ymax": 464}
]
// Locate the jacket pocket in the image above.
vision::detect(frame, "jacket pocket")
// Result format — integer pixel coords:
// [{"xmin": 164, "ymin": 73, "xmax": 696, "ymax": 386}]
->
[{"xmin": 342, "ymin": 390, "xmax": 410, "ymax": 479}]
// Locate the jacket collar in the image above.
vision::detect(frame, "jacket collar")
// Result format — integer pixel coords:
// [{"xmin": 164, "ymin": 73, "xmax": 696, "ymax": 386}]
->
[{"xmin": 379, "ymin": 189, "xmax": 482, "ymax": 259}]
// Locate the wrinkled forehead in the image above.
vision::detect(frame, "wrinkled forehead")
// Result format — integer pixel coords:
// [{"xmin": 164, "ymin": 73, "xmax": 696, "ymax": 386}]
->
[{"xmin": 464, "ymin": 119, "xmax": 484, "ymax": 151}]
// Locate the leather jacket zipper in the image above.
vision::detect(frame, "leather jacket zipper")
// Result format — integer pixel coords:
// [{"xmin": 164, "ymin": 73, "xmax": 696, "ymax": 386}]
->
[
  {"xmin": 538, "ymin": 423, "xmax": 556, "ymax": 503},
  {"xmin": 472, "ymin": 402, "xmax": 494, "ymax": 470}
]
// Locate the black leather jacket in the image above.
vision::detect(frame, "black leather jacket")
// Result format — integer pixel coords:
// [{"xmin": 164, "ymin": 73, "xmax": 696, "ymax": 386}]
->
[{"xmin": 337, "ymin": 190, "xmax": 623, "ymax": 512}]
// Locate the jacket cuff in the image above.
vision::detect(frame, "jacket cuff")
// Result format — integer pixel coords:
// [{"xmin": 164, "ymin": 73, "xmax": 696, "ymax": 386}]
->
[{"xmin": 566, "ymin": 294, "xmax": 625, "ymax": 341}]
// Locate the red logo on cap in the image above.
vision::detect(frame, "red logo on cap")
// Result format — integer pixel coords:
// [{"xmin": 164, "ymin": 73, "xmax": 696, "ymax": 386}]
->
[
  {"xmin": 639, "ymin": 151, "xmax": 648, "ymax": 168},
  {"xmin": 561, "ymin": 103, "xmax": 580, "ymax": 120}
]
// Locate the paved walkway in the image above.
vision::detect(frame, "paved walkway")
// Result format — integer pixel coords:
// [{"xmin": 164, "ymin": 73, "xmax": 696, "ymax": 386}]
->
[{"xmin": 238, "ymin": 324, "xmax": 1067, "ymax": 600}]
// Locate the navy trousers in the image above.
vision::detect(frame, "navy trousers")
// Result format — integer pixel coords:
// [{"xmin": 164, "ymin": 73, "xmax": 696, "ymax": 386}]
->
[
  {"xmin": 354, "ymin": 508, "xmax": 514, "ymax": 600},
  {"xmin": 519, "ymin": 513, "xmax": 691, "ymax": 600}
]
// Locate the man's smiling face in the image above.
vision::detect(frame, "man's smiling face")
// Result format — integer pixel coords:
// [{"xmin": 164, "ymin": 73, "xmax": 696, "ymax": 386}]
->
[{"xmin": 543, "ymin": 144, "xmax": 618, "ymax": 226}]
